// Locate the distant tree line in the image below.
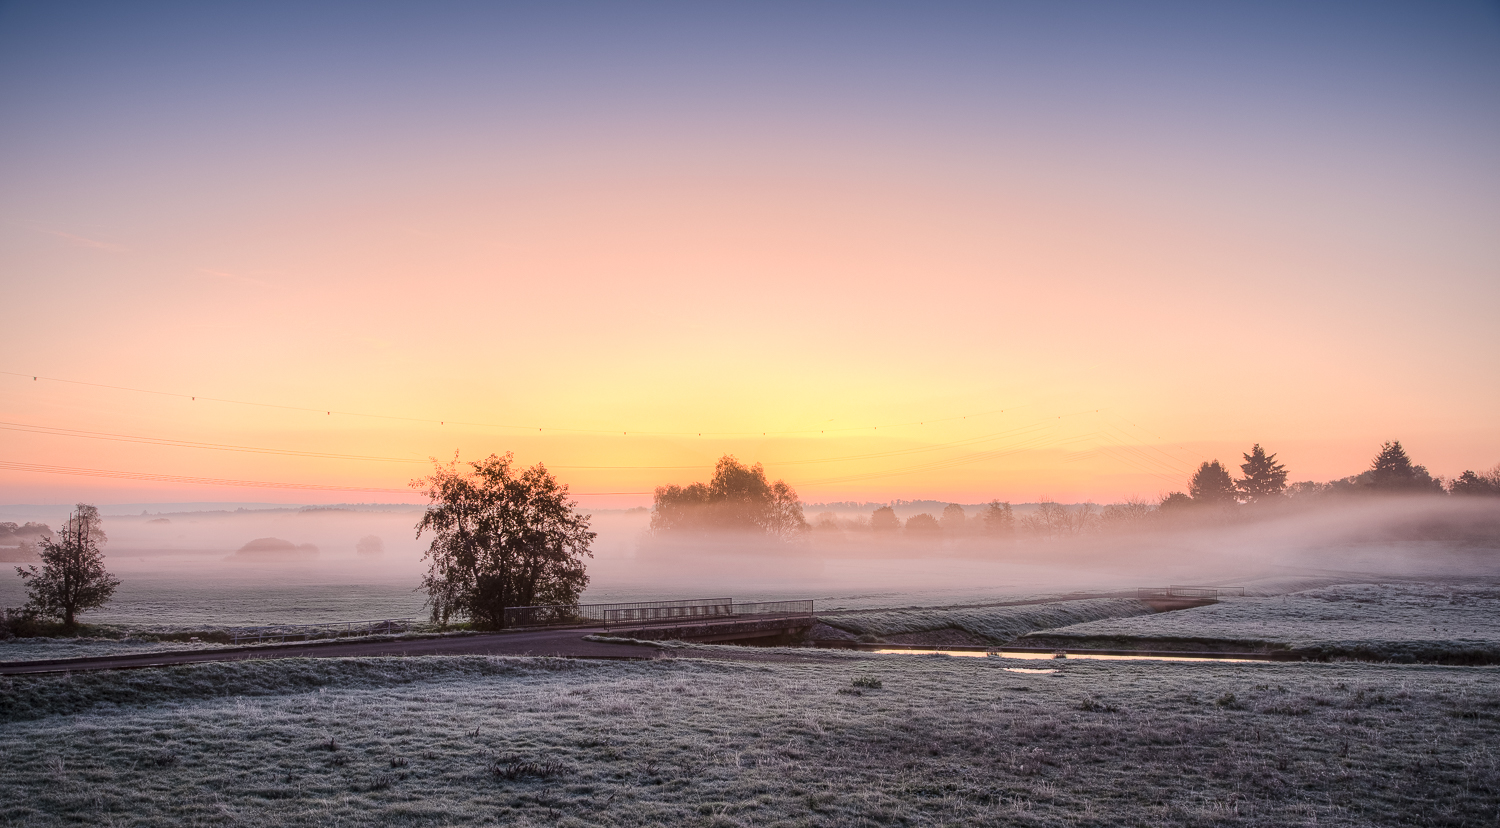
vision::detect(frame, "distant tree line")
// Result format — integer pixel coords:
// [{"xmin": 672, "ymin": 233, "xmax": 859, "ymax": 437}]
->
[
  {"xmin": 1163, "ymin": 440, "xmax": 1496, "ymax": 509},
  {"xmin": 645, "ymin": 441, "xmax": 1494, "ymax": 546},
  {"xmin": 776, "ymin": 439, "xmax": 1496, "ymax": 543},
  {"xmin": 650, "ymin": 455, "xmax": 808, "ymax": 541},
  {"xmin": 808, "ymin": 500, "xmax": 1016, "ymax": 539}
]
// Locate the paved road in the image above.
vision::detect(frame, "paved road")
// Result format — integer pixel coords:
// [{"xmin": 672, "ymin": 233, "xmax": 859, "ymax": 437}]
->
[{"xmin": 0, "ymin": 627, "xmax": 663, "ymax": 675}]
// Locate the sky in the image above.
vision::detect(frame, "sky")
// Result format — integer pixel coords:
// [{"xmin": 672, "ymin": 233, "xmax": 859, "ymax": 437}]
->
[{"xmin": 1, "ymin": 1, "xmax": 1497, "ymax": 508}]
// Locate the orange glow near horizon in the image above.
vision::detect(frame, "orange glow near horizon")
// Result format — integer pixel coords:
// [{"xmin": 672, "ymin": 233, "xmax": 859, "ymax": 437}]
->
[{"xmin": 1, "ymin": 5, "xmax": 1497, "ymax": 507}]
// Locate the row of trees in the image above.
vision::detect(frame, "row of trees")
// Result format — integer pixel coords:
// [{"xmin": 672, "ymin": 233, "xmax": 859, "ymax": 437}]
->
[
  {"xmin": 650, "ymin": 456, "xmax": 808, "ymax": 541},
  {"xmin": 1170, "ymin": 440, "xmax": 1495, "ymax": 509},
  {"xmin": 835, "ymin": 501, "xmax": 1015, "ymax": 537},
  {"xmin": 11, "ymin": 439, "xmax": 1492, "ymax": 634}
]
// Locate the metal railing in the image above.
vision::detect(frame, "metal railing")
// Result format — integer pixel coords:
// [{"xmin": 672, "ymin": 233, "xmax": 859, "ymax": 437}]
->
[
  {"xmin": 602, "ymin": 602, "xmax": 733, "ymax": 626},
  {"xmin": 1138, "ymin": 586, "xmax": 1240, "ymax": 600},
  {"xmin": 505, "ymin": 597, "xmax": 815, "ymax": 630},
  {"xmin": 730, "ymin": 600, "xmax": 815, "ymax": 617},
  {"xmin": 1172, "ymin": 584, "xmax": 1245, "ymax": 597},
  {"xmin": 229, "ymin": 618, "xmax": 422, "ymax": 645},
  {"xmin": 602, "ymin": 599, "xmax": 814, "ymax": 629},
  {"xmin": 505, "ymin": 597, "xmax": 734, "ymax": 628},
  {"xmin": 227, "ymin": 598, "xmax": 820, "ymax": 641}
]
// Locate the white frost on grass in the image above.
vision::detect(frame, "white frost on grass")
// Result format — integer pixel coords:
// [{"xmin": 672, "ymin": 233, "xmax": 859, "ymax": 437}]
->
[
  {"xmin": 0, "ymin": 636, "xmax": 224, "ymax": 662},
  {"xmin": 818, "ymin": 597, "xmax": 1152, "ymax": 643},
  {"xmin": 0, "ymin": 654, "xmax": 1496, "ymax": 826},
  {"xmin": 0, "ymin": 630, "xmax": 485, "ymax": 664},
  {"xmin": 1035, "ymin": 582, "xmax": 1500, "ymax": 648}
]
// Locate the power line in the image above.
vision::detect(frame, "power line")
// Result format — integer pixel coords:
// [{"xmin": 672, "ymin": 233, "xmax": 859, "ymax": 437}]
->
[
  {"xmin": 2, "ymin": 414, "xmax": 1055, "ymax": 470},
  {"xmin": 0, "ymin": 421, "xmax": 429, "ymax": 463},
  {"xmin": 0, "ymin": 460, "xmax": 649, "ymax": 496},
  {"xmin": 2, "ymin": 370, "xmax": 1014, "ymax": 437}
]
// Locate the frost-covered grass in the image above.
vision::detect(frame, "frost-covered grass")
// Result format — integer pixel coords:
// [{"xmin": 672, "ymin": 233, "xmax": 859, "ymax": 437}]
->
[
  {"xmin": 0, "ymin": 629, "xmax": 486, "ymax": 665},
  {"xmin": 1029, "ymin": 581, "xmax": 1500, "ymax": 663},
  {"xmin": 817, "ymin": 598, "xmax": 1152, "ymax": 644},
  {"xmin": 0, "ymin": 636, "xmax": 227, "ymax": 663},
  {"xmin": 1, "ymin": 654, "xmax": 1496, "ymax": 826}
]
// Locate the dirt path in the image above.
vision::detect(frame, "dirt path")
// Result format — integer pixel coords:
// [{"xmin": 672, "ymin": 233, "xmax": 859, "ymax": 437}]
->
[{"xmin": 0, "ymin": 622, "xmax": 857, "ymax": 675}]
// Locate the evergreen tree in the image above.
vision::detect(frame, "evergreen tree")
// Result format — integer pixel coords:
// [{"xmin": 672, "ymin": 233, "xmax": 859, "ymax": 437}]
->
[
  {"xmin": 1367, "ymin": 441, "xmax": 1441, "ymax": 492},
  {"xmin": 1237, "ymin": 444, "xmax": 1288, "ymax": 503},
  {"xmin": 1189, "ymin": 461, "xmax": 1239, "ymax": 505}
]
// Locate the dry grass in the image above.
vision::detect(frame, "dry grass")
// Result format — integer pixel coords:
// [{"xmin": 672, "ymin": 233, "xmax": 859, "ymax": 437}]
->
[{"xmin": 1, "ymin": 653, "xmax": 1497, "ymax": 826}]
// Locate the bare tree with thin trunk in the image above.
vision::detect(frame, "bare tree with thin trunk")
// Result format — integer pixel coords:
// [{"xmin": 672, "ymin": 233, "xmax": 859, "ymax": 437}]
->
[{"xmin": 15, "ymin": 504, "xmax": 120, "ymax": 629}]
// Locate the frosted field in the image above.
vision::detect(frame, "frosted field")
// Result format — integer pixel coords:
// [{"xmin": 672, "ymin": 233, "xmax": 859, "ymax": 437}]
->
[
  {"xmin": 815, "ymin": 598, "xmax": 1154, "ymax": 644},
  {"xmin": 1029, "ymin": 581, "xmax": 1500, "ymax": 662},
  {"xmin": 1, "ymin": 653, "xmax": 1497, "ymax": 827}
]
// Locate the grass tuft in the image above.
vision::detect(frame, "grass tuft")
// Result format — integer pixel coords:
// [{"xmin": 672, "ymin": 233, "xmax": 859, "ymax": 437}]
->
[{"xmin": 489, "ymin": 754, "xmax": 566, "ymax": 781}]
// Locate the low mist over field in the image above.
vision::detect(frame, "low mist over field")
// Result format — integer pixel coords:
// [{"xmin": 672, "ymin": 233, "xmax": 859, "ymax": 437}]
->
[
  {"xmin": 3, "ymin": 492, "xmax": 1495, "ymax": 627},
  {"xmin": 2, "ymin": 4, "xmax": 1498, "ymax": 823}
]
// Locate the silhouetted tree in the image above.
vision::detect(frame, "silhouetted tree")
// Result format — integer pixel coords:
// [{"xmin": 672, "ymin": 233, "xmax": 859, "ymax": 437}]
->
[
  {"xmin": 1366, "ymin": 440, "xmax": 1442, "ymax": 493},
  {"xmin": 414, "ymin": 454, "xmax": 594, "ymax": 630},
  {"xmin": 871, "ymin": 506, "xmax": 901, "ymax": 532},
  {"xmin": 1449, "ymin": 467, "xmax": 1500, "ymax": 496},
  {"xmin": 765, "ymin": 479, "xmax": 809, "ymax": 541},
  {"xmin": 940, "ymin": 504, "xmax": 966, "ymax": 534},
  {"xmin": 1158, "ymin": 491, "xmax": 1194, "ymax": 511},
  {"xmin": 1101, "ymin": 497, "xmax": 1154, "ymax": 527},
  {"xmin": 980, "ymin": 500, "xmax": 1014, "ymax": 536},
  {"xmin": 1236, "ymin": 444, "xmax": 1288, "ymax": 503},
  {"xmin": 1285, "ymin": 481, "xmax": 1329, "ymax": 500},
  {"xmin": 650, "ymin": 456, "xmax": 807, "ymax": 539},
  {"xmin": 1189, "ymin": 461, "xmax": 1239, "ymax": 505},
  {"xmin": 1371, "ymin": 441, "xmax": 1415, "ymax": 487},
  {"xmin": 0, "ymin": 522, "xmax": 51, "ymax": 545},
  {"xmin": 905, "ymin": 513, "xmax": 941, "ymax": 535},
  {"xmin": 1020, "ymin": 501, "xmax": 1091, "ymax": 538},
  {"xmin": 14, "ymin": 504, "xmax": 119, "ymax": 629}
]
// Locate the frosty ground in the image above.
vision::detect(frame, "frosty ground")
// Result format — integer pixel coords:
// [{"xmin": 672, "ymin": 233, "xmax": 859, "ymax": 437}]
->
[
  {"xmin": 2, "ymin": 652, "xmax": 1497, "ymax": 827},
  {"xmin": 1022, "ymin": 581, "xmax": 1500, "ymax": 663}
]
